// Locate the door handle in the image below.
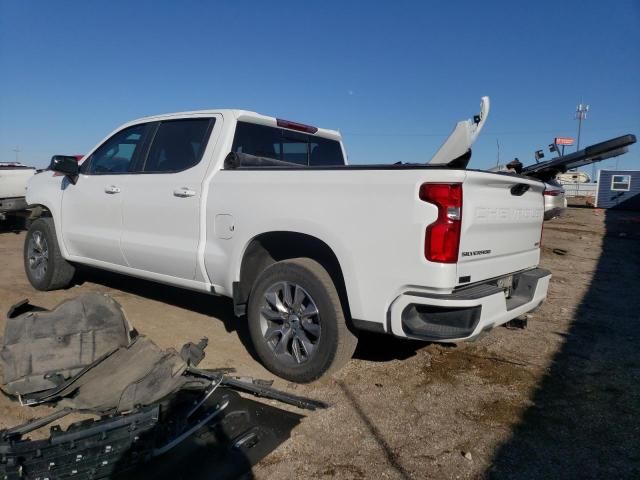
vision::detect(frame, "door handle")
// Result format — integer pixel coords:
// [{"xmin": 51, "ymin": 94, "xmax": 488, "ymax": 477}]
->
[
  {"xmin": 173, "ymin": 187, "xmax": 196, "ymax": 198},
  {"xmin": 105, "ymin": 185, "xmax": 121, "ymax": 194}
]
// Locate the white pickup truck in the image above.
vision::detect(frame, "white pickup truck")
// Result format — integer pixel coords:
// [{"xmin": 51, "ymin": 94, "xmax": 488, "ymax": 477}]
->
[
  {"xmin": 0, "ymin": 163, "xmax": 35, "ymax": 219},
  {"xmin": 24, "ymin": 99, "xmax": 551, "ymax": 382}
]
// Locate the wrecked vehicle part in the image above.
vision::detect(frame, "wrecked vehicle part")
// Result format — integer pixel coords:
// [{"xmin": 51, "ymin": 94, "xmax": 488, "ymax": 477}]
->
[
  {"xmin": 0, "ymin": 294, "xmax": 325, "ymax": 478},
  {"xmin": 0, "ymin": 405, "xmax": 161, "ymax": 479},
  {"xmin": 1, "ymin": 408, "xmax": 73, "ymax": 441},
  {"xmin": 0, "ymin": 295, "xmax": 208, "ymax": 413},
  {"xmin": 180, "ymin": 337, "xmax": 209, "ymax": 366},
  {"xmin": 139, "ymin": 391, "xmax": 304, "ymax": 480},
  {"xmin": 189, "ymin": 367, "xmax": 329, "ymax": 411},
  {"xmin": 0, "ymin": 389, "xmax": 303, "ymax": 480},
  {"xmin": 186, "ymin": 374, "xmax": 224, "ymax": 419},
  {"xmin": 0, "ymin": 293, "xmax": 133, "ymax": 397},
  {"xmin": 427, "ymin": 96, "xmax": 490, "ymax": 167},
  {"xmin": 16, "ymin": 336, "xmax": 210, "ymax": 413},
  {"xmin": 1, "ymin": 294, "xmax": 326, "ymax": 414},
  {"xmin": 0, "ymin": 296, "xmax": 326, "ymax": 480}
]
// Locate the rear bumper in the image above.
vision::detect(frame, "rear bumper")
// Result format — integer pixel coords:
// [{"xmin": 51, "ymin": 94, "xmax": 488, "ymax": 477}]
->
[
  {"xmin": 0, "ymin": 197, "xmax": 28, "ymax": 214},
  {"xmin": 387, "ymin": 268, "xmax": 551, "ymax": 341},
  {"xmin": 544, "ymin": 195, "xmax": 567, "ymax": 220}
]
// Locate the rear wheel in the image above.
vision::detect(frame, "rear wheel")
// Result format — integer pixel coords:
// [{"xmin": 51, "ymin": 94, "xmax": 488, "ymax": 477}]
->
[
  {"xmin": 247, "ymin": 258, "xmax": 358, "ymax": 383},
  {"xmin": 24, "ymin": 217, "xmax": 75, "ymax": 291}
]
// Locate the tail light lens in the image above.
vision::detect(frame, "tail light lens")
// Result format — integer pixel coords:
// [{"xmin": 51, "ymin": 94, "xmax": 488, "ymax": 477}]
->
[
  {"xmin": 419, "ymin": 183, "xmax": 462, "ymax": 263},
  {"xmin": 544, "ymin": 190, "xmax": 560, "ymax": 196}
]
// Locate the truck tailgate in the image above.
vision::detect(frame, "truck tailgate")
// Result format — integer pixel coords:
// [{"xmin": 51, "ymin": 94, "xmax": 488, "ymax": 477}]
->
[{"xmin": 458, "ymin": 172, "xmax": 545, "ymax": 284}]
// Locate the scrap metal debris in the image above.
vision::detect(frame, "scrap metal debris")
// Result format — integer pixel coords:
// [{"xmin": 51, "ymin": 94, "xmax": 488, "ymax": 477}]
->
[{"xmin": 0, "ymin": 294, "xmax": 327, "ymax": 479}]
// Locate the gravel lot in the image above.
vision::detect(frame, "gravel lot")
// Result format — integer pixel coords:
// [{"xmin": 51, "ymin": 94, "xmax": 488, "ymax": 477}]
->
[{"xmin": 0, "ymin": 207, "xmax": 638, "ymax": 479}]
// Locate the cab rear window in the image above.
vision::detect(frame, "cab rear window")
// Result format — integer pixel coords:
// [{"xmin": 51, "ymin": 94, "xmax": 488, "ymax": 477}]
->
[{"xmin": 232, "ymin": 122, "xmax": 344, "ymax": 166}]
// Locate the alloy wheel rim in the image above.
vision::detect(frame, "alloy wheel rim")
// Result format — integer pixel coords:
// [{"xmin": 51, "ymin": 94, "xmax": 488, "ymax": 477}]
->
[
  {"xmin": 27, "ymin": 231, "xmax": 49, "ymax": 281},
  {"xmin": 259, "ymin": 281, "xmax": 321, "ymax": 365}
]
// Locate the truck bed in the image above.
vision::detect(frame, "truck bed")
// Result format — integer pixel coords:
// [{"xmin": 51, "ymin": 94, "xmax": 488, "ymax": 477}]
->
[{"xmin": 205, "ymin": 167, "xmax": 545, "ymax": 326}]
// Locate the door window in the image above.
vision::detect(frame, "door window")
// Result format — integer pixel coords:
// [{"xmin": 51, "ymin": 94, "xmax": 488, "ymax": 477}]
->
[
  {"xmin": 143, "ymin": 118, "xmax": 214, "ymax": 173},
  {"xmin": 82, "ymin": 124, "xmax": 151, "ymax": 174}
]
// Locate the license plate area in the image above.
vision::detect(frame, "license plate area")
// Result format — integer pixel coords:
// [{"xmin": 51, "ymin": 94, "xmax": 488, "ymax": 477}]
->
[{"xmin": 496, "ymin": 275, "xmax": 514, "ymax": 298}]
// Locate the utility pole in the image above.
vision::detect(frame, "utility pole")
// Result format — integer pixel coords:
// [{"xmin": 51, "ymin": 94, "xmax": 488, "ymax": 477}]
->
[
  {"xmin": 12, "ymin": 146, "xmax": 20, "ymax": 163},
  {"xmin": 575, "ymin": 103, "xmax": 588, "ymax": 151},
  {"xmin": 496, "ymin": 138, "xmax": 500, "ymax": 167},
  {"xmin": 575, "ymin": 103, "xmax": 590, "ymax": 179}
]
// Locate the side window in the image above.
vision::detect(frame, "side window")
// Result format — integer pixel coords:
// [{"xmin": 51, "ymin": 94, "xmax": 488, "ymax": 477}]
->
[
  {"xmin": 82, "ymin": 124, "xmax": 151, "ymax": 174},
  {"xmin": 611, "ymin": 174, "xmax": 631, "ymax": 191},
  {"xmin": 232, "ymin": 122, "xmax": 345, "ymax": 166},
  {"xmin": 144, "ymin": 118, "xmax": 213, "ymax": 173}
]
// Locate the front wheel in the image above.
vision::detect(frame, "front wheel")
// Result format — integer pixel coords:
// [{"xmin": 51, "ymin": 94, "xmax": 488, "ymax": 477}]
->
[
  {"xmin": 247, "ymin": 258, "xmax": 358, "ymax": 383},
  {"xmin": 24, "ymin": 217, "xmax": 76, "ymax": 291}
]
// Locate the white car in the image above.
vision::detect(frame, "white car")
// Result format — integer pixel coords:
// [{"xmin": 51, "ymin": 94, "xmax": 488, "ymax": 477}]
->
[
  {"xmin": 24, "ymin": 100, "xmax": 551, "ymax": 382},
  {"xmin": 544, "ymin": 179, "xmax": 567, "ymax": 220}
]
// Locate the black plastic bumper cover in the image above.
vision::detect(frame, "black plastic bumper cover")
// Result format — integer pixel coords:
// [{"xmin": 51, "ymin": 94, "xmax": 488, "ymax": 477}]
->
[
  {"xmin": 401, "ymin": 304, "xmax": 482, "ymax": 340},
  {"xmin": 400, "ymin": 267, "xmax": 551, "ymax": 340}
]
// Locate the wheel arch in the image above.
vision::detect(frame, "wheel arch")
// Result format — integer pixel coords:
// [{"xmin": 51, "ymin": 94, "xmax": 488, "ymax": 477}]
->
[
  {"xmin": 25, "ymin": 202, "xmax": 70, "ymax": 259},
  {"xmin": 234, "ymin": 231, "xmax": 351, "ymax": 320},
  {"xmin": 27, "ymin": 203, "xmax": 53, "ymax": 219}
]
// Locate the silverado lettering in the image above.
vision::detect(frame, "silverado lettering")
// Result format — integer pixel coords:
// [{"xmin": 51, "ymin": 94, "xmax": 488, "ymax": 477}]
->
[
  {"xmin": 474, "ymin": 207, "xmax": 543, "ymax": 221},
  {"xmin": 462, "ymin": 250, "xmax": 492, "ymax": 257}
]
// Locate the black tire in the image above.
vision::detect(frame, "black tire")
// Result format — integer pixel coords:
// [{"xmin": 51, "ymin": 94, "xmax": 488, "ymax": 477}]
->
[
  {"xmin": 23, "ymin": 217, "xmax": 75, "ymax": 291},
  {"xmin": 247, "ymin": 258, "xmax": 358, "ymax": 383}
]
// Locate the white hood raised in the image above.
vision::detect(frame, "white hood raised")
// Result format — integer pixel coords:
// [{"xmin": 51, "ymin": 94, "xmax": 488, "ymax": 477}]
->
[{"xmin": 428, "ymin": 96, "xmax": 490, "ymax": 165}]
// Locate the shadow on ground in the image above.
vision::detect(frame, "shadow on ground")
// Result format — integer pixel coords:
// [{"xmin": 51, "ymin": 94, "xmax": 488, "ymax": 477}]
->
[
  {"xmin": 488, "ymin": 210, "xmax": 640, "ymax": 479},
  {"xmin": 0, "ymin": 217, "xmax": 27, "ymax": 234},
  {"xmin": 353, "ymin": 332, "xmax": 431, "ymax": 362},
  {"xmin": 80, "ymin": 267, "xmax": 438, "ymax": 366},
  {"xmin": 75, "ymin": 267, "xmax": 258, "ymax": 361}
]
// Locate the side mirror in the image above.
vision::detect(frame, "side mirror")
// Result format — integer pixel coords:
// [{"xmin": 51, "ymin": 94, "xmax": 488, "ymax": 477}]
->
[{"xmin": 50, "ymin": 155, "xmax": 79, "ymax": 183}]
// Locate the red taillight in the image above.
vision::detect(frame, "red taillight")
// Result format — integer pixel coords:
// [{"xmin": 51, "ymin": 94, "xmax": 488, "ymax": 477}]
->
[
  {"xmin": 276, "ymin": 118, "xmax": 318, "ymax": 134},
  {"xmin": 420, "ymin": 183, "xmax": 462, "ymax": 263},
  {"xmin": 544, "ymin": 190, "xmax": 560, "ymax": 196}
]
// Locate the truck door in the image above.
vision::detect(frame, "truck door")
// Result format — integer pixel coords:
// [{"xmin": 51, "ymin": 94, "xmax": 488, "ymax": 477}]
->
[
  {"xmin": 61, "ymin": 123, "xmax": 153, "ymax": 265},
  {"xmin": 119, "ymin": 116, "xmax": 219, "ymax": 280}
]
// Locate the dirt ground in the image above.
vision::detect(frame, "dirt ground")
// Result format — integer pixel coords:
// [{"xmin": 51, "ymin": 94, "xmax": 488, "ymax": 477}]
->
[{"xmin": 0, "ymin": 206, "xmax": 638, "ymax": 479}]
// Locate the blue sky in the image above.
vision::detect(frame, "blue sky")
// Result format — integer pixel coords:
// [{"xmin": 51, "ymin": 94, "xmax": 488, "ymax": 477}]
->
[{"xmin": 1, "ymin": 0, "xmax": 639, "ymax": 173}]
